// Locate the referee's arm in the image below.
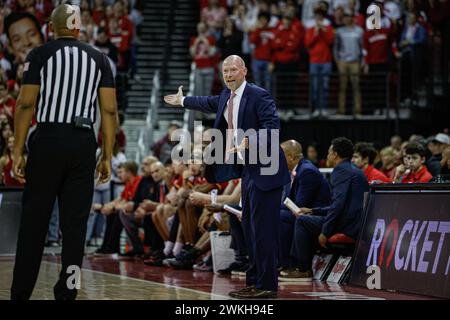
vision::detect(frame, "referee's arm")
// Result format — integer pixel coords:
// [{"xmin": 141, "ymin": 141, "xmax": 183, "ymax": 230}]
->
[
  {"xmin": 97, "ymin": 87, "xmax": 118, "ymax": 184},
  {"xmin": 13, "ymin": 84, "xmax": 39, "ymax": 183},
  {"xmin": 96, "ymin": 53, "xmax": 118, "ymax": 184}
]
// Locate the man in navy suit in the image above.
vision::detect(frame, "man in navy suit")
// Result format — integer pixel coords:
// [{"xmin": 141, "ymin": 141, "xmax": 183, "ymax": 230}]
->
[
  {"xmin": 164, "ymin": 55, "xmax": 290, "ymax": 298},
  {"xmin": 280, "ymin": 137, "xmax": 368, "ymax": 281},
  {"xmin": 279, "ymin": 140, "xmax": 331, "ymax": 270}
]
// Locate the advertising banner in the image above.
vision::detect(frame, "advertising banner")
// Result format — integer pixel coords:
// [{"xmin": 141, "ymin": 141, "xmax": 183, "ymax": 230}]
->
[{"xmin": 350, "ymin": 188, "xmax": 450, "ymax": 298}]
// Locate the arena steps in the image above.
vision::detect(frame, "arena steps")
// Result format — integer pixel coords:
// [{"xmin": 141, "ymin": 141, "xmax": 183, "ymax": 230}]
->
[
  {"xmin": 125, "ymin": 0, "xmax": 197, "ymax": 122},
  {"xmin": 157, "ymin": 0, "xmax": 198, "ymax": 122},
  {"xmin": 124, "ymin": 0, "xmax": 198, "ymax": 162},
  {"xmin": 124, "ymin": 0, "xmax": 173, "ymax": 121}
]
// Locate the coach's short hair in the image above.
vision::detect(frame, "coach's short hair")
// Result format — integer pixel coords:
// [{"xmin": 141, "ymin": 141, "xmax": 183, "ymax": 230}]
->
[
  {"xmin": 4, "ymin": 12, "xmax": 44, "ymax": 42},
  {"xmin": 331, "ymin": 137, "xmax": 354, "ymax": 160}
]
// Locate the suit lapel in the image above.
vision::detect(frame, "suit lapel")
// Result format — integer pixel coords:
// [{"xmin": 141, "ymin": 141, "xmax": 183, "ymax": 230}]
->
[
  {"xmin": 215, "ymin": 90, "xmax": 231, "ymax": 128},
  {"xmin": 237, "ymin": 84, "xmax": 249, "ymax": 129}
]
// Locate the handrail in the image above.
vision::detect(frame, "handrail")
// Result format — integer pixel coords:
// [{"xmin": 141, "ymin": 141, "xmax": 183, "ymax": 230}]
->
[{"xmin": 272, "ymin": 71, "xmax": 393, "ymax": 117}]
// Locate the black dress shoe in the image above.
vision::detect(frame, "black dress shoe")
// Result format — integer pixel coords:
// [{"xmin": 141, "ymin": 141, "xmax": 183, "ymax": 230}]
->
[
  {"xmin": 233, "ymin": 288, "xmax": 277, "ymax": 299},
  {"xmin": 119, "ymin": 250, "xmax": 144, "ymax": 258},
  {"xmin": 228, "ymin": 285, "xmax": 256, "ymax": 298}
]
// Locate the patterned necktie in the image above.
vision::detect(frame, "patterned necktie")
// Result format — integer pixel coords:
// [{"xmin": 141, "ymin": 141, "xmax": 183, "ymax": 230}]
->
[{"xmin": 225, "ymin": 92, "xmax": 237, "ymax": 162}]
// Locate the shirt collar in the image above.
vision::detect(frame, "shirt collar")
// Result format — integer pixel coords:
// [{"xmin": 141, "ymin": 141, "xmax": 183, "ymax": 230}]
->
[{"xmin": 232, "ymin": 80, "xmax": 247, "ymax": 98}]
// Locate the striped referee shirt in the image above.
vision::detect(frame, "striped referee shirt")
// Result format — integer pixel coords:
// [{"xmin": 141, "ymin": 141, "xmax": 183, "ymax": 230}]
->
[{"xmin": 22, "ymin": 37, "xmax": 115, "ymax": 124}]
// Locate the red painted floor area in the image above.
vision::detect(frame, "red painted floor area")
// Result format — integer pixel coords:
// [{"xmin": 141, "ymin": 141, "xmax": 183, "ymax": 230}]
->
[{"xmin": 38, "ymin": 255, "xmax": 434, "ymax": 300}]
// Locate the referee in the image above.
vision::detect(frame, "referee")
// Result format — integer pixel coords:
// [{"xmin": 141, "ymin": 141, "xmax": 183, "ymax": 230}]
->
[{"xmin": 11, "ymin": 4, "xmax": 117, "ymax": 300}]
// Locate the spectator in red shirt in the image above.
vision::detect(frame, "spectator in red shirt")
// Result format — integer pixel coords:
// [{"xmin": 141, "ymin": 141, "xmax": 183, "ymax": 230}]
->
[
  {"xmin": 0, "ymin": 121, "xmax": 13, "ymax": 156},
  {"xmin": 305, "ymin": 7, "xmax": 334, "ymax": 118},
  {"xmin": 270, "ymin": 10, "xmax": 304, "ymax": 108},
  {"xmin": 109, "ymin": 1, "xmax": 134, "ymax": 71},
  {"xmin": 270, "ymin": 10, "xmax": 304, "ymax": 71},
  {"xmin": 394, "ymin": 142, "xmax": 433, "ymax": 183},
  {"xmin": 362, "ymin": 25, "xmax": 399, "ymax": 74},
  {"xmin": 177, "ymin": 160, "xmax": 216, "ymax": 246},
  {"xmin": 96, "ymin": 161, "xmax": 142, "ymax": 255},
  {"xmin": 352, "ymin": 142, "xmax": 391, "ymax": 184},
  {"xmin": 362, "ymin": 23, "xmax": 400, "ymax": 111},
  {"xmin": 92, "ymin": 0, "xmax": 106, "ymax": 26},
  {"xmin": 0, "ymin": 81, "xmax": 16, "ymax": 125},
  {"xmin": 249, "ymin": 12, "xmax": 274, "ymax": 93},
  {"xmin": 201, "ymin": 0, "xmax": 227, "ymax": 39},
  {"xmin": 0, "ymin": 135, "xmax": 24, "ymax": 187},
  {"xmin": 13, "ymin": 0, "xmax": 53, "ymax": 25},
  {"xmin": 121, "ymin": 161, "xmax": 168, "ymax": 257},
  {"xmin": 190, "ymin": 22, "xmax": 217, "ymax": 96}
]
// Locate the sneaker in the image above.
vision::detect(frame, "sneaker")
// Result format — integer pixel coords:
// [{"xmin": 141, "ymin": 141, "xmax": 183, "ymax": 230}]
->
[
  {"xmin": 278, "ymin": 268, "xmax": 313, "ymax": 282},
  {"xmin": 231, "ymin": 263, "xmax": 249, "ymax": 277},
  {"xmin": 193, "ymin": 261, "xmax": 213, "ymax": 272},
  {"xmin": 162, "ymin": 257, "xmax": 177, "ymax": 267}
]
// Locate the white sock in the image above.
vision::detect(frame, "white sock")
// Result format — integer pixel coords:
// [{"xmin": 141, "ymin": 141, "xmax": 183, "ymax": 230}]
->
[
  {"xmin": 172, "ymin": 242, "xmax": 183, "ymax": 257},
  {"xmin": 164, "ymin": 241, "xmax": 174, "ymax": 257}
]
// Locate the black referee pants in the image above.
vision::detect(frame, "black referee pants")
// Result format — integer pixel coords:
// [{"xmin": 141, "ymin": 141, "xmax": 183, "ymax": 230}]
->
[{"xmin": 11, "ymin": 124, "xmax": 97, "ymax": 300}]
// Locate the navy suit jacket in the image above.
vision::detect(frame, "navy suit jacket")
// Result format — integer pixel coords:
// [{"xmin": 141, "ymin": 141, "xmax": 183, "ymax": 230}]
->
[
  {"xmin": 183, "ymin": 83, "xmax": 290, "ymax": 191},
  {"xmin": 312, "ymin": 160, "xmax": 369, "ymax": 239},
  {"xmin": 282, "ymin": 159, "xmax": 332, "ymax": 211}
]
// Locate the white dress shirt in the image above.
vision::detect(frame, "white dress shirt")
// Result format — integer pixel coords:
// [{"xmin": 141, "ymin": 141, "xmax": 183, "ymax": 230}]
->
[{"xmin": 224, "ymin": 80, "xmax": 247, "ymax": 147}]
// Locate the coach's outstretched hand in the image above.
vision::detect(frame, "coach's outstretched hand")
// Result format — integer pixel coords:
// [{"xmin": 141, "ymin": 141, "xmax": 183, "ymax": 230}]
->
[{"xmin": 164, "ymin": 85, "xmax": 184, "ymax": 106}]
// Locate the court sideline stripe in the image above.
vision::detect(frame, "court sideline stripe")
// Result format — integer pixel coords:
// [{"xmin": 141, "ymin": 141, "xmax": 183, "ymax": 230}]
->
[{"xmin": 41, "ymin": 261, "xmax": 234, "ymax": 300}]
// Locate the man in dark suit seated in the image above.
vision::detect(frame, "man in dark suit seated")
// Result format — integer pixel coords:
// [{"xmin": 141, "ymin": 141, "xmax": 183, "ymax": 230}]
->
[
  {"xmin": 279, "ymin": 140, "xmax": 331, "ymax": 271},
  {"xmin": 279, "ymin": 137, "xmax": 369, "ymax": 281}
]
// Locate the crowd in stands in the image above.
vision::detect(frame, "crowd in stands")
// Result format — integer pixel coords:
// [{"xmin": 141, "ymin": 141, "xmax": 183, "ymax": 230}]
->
[
  {"xmin": 0, "ymin": 0, "xmax": 142, "ymax": 143},
  {"xmin": 191, "ymin": 0, "xmax": 450, "ymax": 116},
  {"xmin": 0, "ymin": 0, "xmax": 139, "ymax": 245},
  {"xmin": 0, "ymin": 0, "xmax": 139, "ymax": 182}
]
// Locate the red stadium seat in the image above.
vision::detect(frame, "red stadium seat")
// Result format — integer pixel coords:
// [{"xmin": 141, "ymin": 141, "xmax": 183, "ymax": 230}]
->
[{"xmin": 328, "ymin": 233, "xmax": 355, "ymax": 244}]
